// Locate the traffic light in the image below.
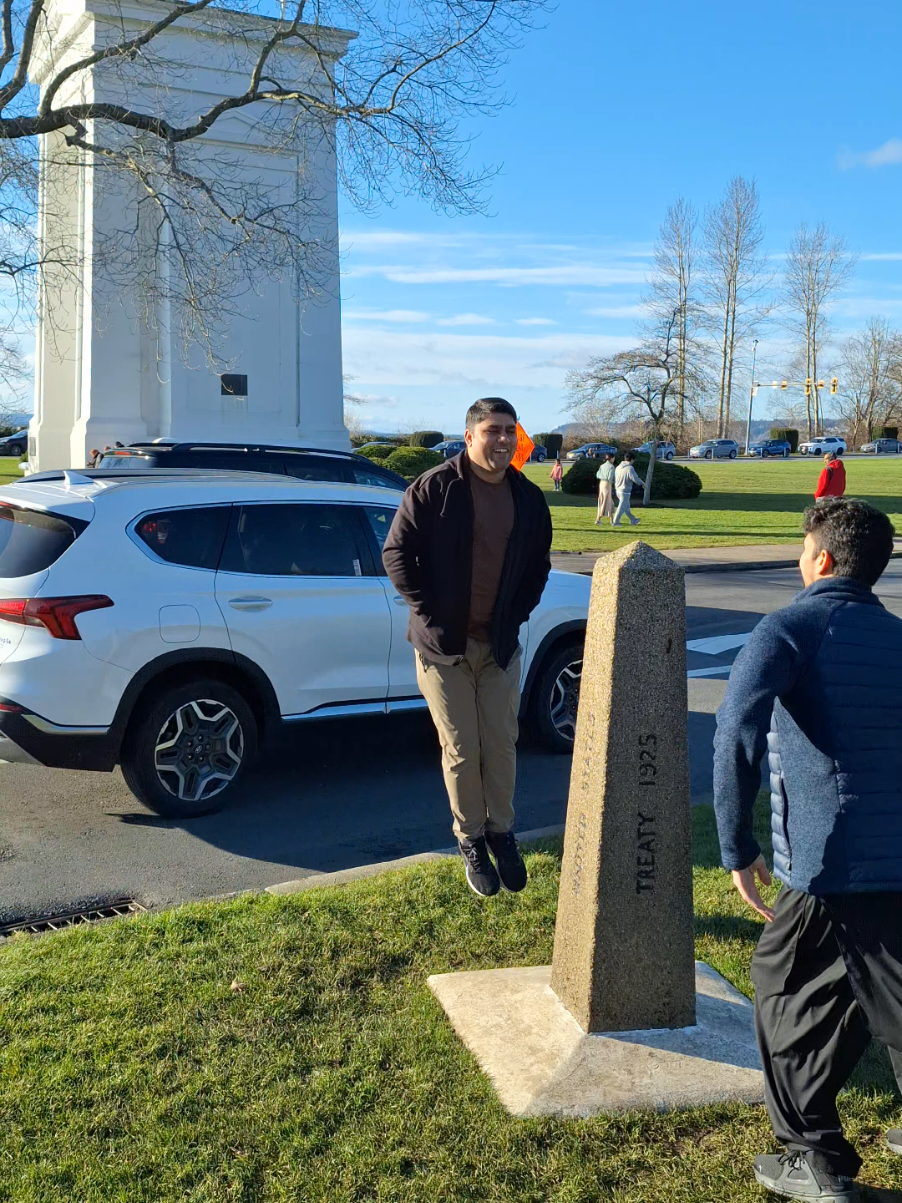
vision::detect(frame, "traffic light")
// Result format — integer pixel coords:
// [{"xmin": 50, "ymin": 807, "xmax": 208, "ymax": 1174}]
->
[
  {"xmin": 817, "ymin": 379, "xmax": 825, "ymax": 389},
  {"xmin": 781, "ymin": 381, "xmax": 788, "ymax": 390},
  {"xmin": 831, "ymin": 377, "xmax": 838, "ymax": 395},
  {"xmin": 805, "ymin": 378, "xmax": 812, "ymax": 396}
]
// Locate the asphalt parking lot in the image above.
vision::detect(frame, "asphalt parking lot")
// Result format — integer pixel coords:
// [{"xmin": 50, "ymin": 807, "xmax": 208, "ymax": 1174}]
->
[{"xmin": 2, "ymin": 561, "xmax": 900, "ymax": 926}]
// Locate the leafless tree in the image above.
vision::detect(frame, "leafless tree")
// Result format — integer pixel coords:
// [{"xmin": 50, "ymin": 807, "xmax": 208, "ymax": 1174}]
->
[
  {"xmin": 645, "ymin": 197, "xmax": 702, "ymax": 447},
  {"xmin": 783, "ymin": 222, "xmax": 857, "ymax": 438},
  {"xmin": 837, "ymin": 318, "xmax": 902, "ymax": 448},
  {"xmin": 0, "ymin": 0, "xmax": 546, "ymax": 364},
  {"xmin": 566, "ymin": 307, "xmax": 698, "ymax": 504},
  {"xmin": 702, "ymin": 176, "xmax": 770, "ymax": 437}
]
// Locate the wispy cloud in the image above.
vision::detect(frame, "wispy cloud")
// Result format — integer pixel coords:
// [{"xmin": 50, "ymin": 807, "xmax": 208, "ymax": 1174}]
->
[
  {"xmin": 585, "ymin": 304, "xmax": 646, "ymax": 319},
  {"xmin": 436, "ymin": 313, "xmax": 497, "ymax": 327},
  {"xmin": 516, "ymin": 317, "xmax": 556, "ymax": 326},
  {"xmin": 349, "ymin": 264, "xmax": 646, "ymax": 287},
  {"xmin": 837, "ymin": 138, "xmax": 902, "ymax": 170},
  {"xmin": 343, "ymin": 308, "xmax": 430, "ymax": 323}
]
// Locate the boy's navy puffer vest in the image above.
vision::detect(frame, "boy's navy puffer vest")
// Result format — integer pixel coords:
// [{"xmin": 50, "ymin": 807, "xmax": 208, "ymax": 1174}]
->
[{"xmin": 714, "ymin": 576, "xmax": 902, "ymax": 894}]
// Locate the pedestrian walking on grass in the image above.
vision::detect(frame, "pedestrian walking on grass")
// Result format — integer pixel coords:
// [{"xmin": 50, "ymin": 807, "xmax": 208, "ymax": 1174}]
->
[
  {"xmin": 713, "ymin": 497, "xmax": 902, "ymax": 1203},
  {"xmin": 550, "ymin": 454, "xmax": 563, "ymax": 492},
  {"xmin": 814, "ymin": 450, "xmax": 846, "ymax": 500},
  {"xmin": 595, "ymin": 454, "xmax": 615, "ymax": 524},
  {"xmin": 612, "ymin": 452, "xmax": 644, "ymax": 526},
  {"xmin": 383, "ymin": 397, "xmax": 552, "ymax": 899}
]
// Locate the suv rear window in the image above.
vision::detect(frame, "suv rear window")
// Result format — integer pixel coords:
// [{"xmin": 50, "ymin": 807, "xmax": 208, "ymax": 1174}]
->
[
  {"xmin": 135, "ymin": 507, "xmax": 231, "ymax": 570},
  {"xmin": 0, "ymin": 505, "xmax": 86, "ymax": 577}
]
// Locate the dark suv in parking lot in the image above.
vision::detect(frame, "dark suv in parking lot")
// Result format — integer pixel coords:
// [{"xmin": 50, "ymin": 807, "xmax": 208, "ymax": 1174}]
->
[{"xmin": 97, "ymin": 442, "xmax": 408, "ymax": 490}]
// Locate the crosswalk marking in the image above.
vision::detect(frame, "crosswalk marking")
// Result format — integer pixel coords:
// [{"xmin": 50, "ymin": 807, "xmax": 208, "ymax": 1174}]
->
[{"xmin": 686, "ymin": 632, "xmax": 751, "ymax": 656}]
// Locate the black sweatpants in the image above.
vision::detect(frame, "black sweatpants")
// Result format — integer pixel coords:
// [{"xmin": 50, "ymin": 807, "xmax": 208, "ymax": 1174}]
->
[{"xmin": 752, "ymin": 887, "xmax": 902, "ymax": 1177}]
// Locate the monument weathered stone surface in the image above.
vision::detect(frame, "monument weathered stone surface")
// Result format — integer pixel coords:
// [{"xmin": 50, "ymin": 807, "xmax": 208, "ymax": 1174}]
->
[
  {"xmin": 428, "ymin": 541, "xmax": 765, "ymax": 1116},
  {"xmin": 551, "ymin": 541, "xmax": 696, "ymax": 1032}
]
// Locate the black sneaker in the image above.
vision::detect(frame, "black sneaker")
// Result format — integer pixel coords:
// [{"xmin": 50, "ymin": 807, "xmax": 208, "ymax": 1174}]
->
[
  {"xmin": 458, "ymin": 837, "xmax": 500, "ymax": 897},
  {"xmin": 887, "ymin": 1129, "xmax": 902, "ymax": 1154},
  {"xmin": 753, "ymin": 1151, "xmax": 857, "ymax": 1201},
  {"xmin": 485, "ymin": 830, "xmax": 528, "ymax": 893}
]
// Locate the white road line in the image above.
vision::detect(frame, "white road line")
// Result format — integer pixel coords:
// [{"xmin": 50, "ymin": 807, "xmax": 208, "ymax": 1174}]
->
[{"xmin": 686, "ymin": 632, "xmax": 752, "ymax": 656}]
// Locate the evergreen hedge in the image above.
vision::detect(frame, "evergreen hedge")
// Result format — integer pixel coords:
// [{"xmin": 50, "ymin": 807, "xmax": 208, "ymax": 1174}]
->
[
  {"xmin": 409, "ymin": 431, "xmax": 444, "ymax": 448},
  {"xmin": 385, "ymin": 447, "xmax": 443, "ymax": 480},
  {"xmin": 872, "ymin": 426, "xmax": 899, "ymax": 440},
  {"xmin": 533, "ymin": 432, "xmax": 563, "ymax": 456},
  {"xmin": 356, "ymin": 444, "xmax": 394, "ymax": 462}
]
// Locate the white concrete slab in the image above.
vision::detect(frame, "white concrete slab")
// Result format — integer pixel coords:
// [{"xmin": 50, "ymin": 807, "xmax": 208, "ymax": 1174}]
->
[{"xmin": 427, "ymin": 961, "xmax": 764, "ymax": 1118}]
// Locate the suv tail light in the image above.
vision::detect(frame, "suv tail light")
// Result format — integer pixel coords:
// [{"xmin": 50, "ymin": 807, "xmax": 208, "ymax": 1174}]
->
[{"xmin": 0, "ymin": 595, "xmax": 113, "ymax": 639}]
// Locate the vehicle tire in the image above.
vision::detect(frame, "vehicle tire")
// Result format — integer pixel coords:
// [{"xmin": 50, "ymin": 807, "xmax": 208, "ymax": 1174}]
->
[
  {"xmin": 535, "ymin": 449, "xmax": 547, "ymax": 462},
  {"xmin": 729, "ymin": 449, "xmax": 738, "ymax": 459},
  {"xmin": 705, "ymin": 449, "xmax": 713, "ymax": 460},
  {"xmin": 666, "ymin": 451, "xmax": 674, "ymax": 460},
  {"xmin": 531, "ymin": 641, "xmax": 584, "ymax": 754},
  {"xmin": 836, "ymin": 448, "xmax": 843, "ymax": 456},
  {"xmin": 120, "ymin": 678, "xmax": 257, "ymax": 818},
  {"xmin": 812, "ymin": 447, "xmax": 821, "ymax": 456},
  {"xmin": 8, "ymin": 442, "xmax": 24, "ymax": 457}
]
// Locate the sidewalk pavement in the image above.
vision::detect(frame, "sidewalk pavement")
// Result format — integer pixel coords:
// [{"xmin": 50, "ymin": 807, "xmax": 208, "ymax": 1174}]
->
[{"xmin": 552, "ymin": 539, "xmax": 902, "ymax": 576}]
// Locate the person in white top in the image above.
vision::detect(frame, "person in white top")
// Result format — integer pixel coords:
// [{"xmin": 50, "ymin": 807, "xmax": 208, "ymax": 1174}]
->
[{"xmin": 613, "ymin": 452, "xmax": 644, "ymax": 526}]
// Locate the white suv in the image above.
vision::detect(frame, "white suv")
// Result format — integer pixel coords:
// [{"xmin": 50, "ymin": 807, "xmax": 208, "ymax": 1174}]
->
[
  {"xmin": 798, "ymin": 435, "xmax": 846, "ymax": 456},
  {"xmin": 0, "ymin": 471, "xmax": 590, "ymax": 817}
]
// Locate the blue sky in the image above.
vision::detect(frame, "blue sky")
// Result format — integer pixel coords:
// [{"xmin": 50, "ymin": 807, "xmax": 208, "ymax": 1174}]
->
[{"xmin": 339, "ymin": 0, "xmax": 902, "ymax": 436}]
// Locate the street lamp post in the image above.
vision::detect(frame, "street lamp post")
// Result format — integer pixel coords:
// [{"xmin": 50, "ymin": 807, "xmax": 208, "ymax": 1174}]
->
[{"xmin": 744, "ymin": 339, "xmax": 759, "ymax": 456}]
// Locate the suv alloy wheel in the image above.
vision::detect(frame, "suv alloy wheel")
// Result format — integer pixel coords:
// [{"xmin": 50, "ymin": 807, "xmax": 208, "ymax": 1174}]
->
[
  {"xmin": 532, "ymin": 643, "xmax": 583, "ymax": 753},
  {"xmin": 120, "ymin": 678, "xmax": 258, "ymax": 818}
]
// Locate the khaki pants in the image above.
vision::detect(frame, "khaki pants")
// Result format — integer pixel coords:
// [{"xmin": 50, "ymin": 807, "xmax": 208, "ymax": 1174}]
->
[{"xmin": 416, "ymin": 638, "xmax": 520, "ymax": 841}]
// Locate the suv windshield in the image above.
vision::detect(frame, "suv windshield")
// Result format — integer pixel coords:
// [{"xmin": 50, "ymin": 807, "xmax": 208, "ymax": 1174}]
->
[{"xmin": 0, "ymin": 505, "xmax": 86, "ymax": 576}]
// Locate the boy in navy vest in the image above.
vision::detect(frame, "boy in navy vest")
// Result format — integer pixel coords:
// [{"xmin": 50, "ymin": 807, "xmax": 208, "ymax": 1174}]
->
[{"xmin": 714, "ymin": 497, "xmax": 902, "ymax": 1202}]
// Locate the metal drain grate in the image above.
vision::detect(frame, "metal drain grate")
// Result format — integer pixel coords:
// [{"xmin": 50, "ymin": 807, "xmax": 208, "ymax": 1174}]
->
[{"xmin": 0, "ymin": 899, "xmax": 147, "ymax": 938}]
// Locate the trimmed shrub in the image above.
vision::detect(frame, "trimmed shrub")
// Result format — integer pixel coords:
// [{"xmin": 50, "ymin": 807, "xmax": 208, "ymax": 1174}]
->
[
  {"xmin": 356, "ymin": 444, "xmax": 394, "ymax": 463},
  {"xmin": 872, "ymin": 425, "xmax": 899, "ymax": 440},
  {"xmin": 349, "ymin": 433, "xmax": 375, "ymax": 447},
  {"xmin": 770, "ymin": 427, "xmax": 799, "ymax": 452},
  {"xmin": 385, "ymin": 446, "xmax": 443, "ymax": 480},
  {"xmin": 533, "ymin": 432, "xmax": 564, "ymax": 457},
  {"xmin": 562, "ymin": 455, "xmax": 702, "ymax": 501},
  {"xmin": 409, "ymin": 430, "xmax": 444, "ymax": 448}
]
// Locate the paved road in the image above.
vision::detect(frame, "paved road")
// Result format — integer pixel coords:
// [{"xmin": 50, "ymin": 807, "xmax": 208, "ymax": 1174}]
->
[{"xmin": 2, "ymin": 562, "xmax": 901, "ymax": 925}]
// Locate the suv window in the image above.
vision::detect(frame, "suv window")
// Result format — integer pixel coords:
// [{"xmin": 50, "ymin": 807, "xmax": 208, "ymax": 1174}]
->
[
  {"xmin": 360, "ymin": 505, "xmax": 397, "ymax": 570},
  {"xmin": 0, "ymin": 505, "xmax": 86, "ymax": 577},
  {"xmin": 220, "ymin": 503, "xmax": 372, "ymax": 577},
  {"xmin": 281, "ymin": 456, "xmax": 350, "ymax": 482},
  {"xmin": 349, "ymin": 463, "xmax": 397, "ymax": 490},
  {"xmin": 135, "ymin": 507, "xmax": 231, "ymax": 570}
]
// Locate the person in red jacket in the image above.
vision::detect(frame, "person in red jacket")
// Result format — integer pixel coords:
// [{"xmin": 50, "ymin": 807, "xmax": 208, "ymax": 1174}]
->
[{"xmin": 814, "ymin": 452, "xmax": 846, "ymax": 500}]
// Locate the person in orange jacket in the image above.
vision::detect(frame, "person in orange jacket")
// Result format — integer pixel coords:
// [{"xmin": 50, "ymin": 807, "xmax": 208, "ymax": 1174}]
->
[{"xmin": 814, "ymin": 452, "xmax": 846, "ymax": 500}]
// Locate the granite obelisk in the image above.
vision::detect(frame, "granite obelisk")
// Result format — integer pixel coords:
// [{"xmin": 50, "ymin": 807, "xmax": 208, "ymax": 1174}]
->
[{"xmin": 551, "ymin": 541, "xmax": 696, "ymax": 1032}]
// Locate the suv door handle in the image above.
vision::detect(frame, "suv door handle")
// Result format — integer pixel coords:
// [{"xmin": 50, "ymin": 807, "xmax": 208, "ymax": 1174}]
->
[
  {"xmin": 228, "ymin": 596, "xmax": 273, "ymax": 611},
  {"xmin": 392, "ymin": 596, "xmax": 407, "ymax": 606}
]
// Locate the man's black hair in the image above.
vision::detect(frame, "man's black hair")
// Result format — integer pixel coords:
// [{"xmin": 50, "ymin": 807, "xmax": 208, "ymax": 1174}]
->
[
  {"xmin": 465, "ymin": 397, "xmax": 517, "ymax": 432},
  {"xmin": 803, "ymin": 498, "xmax": 895, "ymax": 587},
  {"xmin": 623, "ymin": 450, "xmax": 635, "ymax": 462}
]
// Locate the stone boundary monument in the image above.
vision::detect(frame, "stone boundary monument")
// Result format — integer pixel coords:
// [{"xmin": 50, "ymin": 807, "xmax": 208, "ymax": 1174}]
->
[{"xmin": 429, "ymin": 542, "xmax": 765, "ymax": 1117}]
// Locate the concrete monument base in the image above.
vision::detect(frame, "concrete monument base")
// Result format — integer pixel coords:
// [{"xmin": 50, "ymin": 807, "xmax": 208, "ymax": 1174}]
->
[{"xmin": 427, "ymin": 961, "xmax": 764, "ymax": 1118}]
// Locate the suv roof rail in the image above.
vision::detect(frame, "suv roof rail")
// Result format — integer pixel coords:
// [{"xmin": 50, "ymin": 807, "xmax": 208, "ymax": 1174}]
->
[{"xmin": 129, "ymin": 441, "xmax": 360, "ymax": 460}]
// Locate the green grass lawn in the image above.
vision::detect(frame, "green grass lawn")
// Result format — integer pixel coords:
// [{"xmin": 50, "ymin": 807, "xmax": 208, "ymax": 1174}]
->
[
  {"xmin": 524, "ymin": 457, "xmax": 902, "ymax": 553},
  {"xmin": 2, "ymin": 801, "xmax": 900, "ymax": 1203},
  {"xmin": 0, "ymin": 455, "xmax": 23, "ymax": 485}
]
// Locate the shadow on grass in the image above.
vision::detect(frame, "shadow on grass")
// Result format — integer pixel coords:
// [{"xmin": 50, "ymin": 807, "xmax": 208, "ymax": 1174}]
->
[{"xmin": 680, "ymin": 492, "xmax": 901, "ymax": 515}]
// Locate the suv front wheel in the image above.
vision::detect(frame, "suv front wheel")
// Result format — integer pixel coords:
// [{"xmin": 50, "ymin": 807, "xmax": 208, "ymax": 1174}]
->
[
  {"xmin": 121, "ymin": 678, "xmax": 257, "ymax": 818},
  {"xmin": 532, "ymin": 642, "xmax": 583, "ymax": 753}
]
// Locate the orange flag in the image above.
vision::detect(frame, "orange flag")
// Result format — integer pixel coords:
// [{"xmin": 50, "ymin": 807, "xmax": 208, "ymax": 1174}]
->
[{"xmin": 510, "ymin": 422, "xmax": 536, "ymax": 471}]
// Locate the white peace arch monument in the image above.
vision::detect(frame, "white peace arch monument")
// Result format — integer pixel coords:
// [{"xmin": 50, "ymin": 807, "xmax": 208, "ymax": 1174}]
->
[{"xmin": 29, "ymin": 0, "xmax": 352, "ymax": 471}]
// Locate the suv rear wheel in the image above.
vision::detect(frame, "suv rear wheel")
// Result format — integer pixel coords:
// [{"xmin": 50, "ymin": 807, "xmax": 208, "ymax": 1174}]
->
[
  {"xmin": 532, "ymin": 642, "xmax": 583, "ymax": 753},
  {"xmin": 121, "ymin": 678, "xmax": 257, "ymax": 818}
]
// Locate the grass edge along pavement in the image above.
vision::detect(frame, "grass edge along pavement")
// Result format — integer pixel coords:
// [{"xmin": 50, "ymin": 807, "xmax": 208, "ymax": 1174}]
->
[{"xmin": 1, "ymin": 803, "xmax": 901, "ymax": 1202}]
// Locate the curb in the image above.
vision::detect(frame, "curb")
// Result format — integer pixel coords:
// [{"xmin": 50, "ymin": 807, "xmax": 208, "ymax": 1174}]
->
[
  {"xmin": 264, "ymin": 824, "xmax": 566, "ymax": 897},
  {"xmin": 557, "ymin": 548, "xmax": 902, "ymax": 578}
]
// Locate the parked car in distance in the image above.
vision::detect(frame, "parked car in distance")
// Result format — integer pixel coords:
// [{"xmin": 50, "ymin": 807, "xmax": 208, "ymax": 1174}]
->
[
  {"xmin": 633, "ymin": 440, "xmax": 675, "ymax": 460},
  {"xmin": 0, "ymin": 428, "xmax": 28, "ymax": 458},
  {"xmin": 798, "ymin": 435, "xmax": 846, "ymax": 456},
  {"xmin": 433, "ymin": 439, "xmax": 466, "ymax": 459},
  {"xmin": 749, "ymin": 438, "xmax": 792, "ymax": 459},
  {"xmin": 565, "ymin": 442, "xmax": 618, "ymax": 461},
  {"xmin": 0, "ymin": 472, "xmax": 590, "ymax": 817},
  {"xmin": 860, "ymin": 437, "xmax": 902, "ymax": 455},
  {"xmin": 97, "ymin": 441, "xmax": 408, "ymax": 491},
  {"xmin": 688, "ymin": 439, "xmax": 739, "ymax": 460}
]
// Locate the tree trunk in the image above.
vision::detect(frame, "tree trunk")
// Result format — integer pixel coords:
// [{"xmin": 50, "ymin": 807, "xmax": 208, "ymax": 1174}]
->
[{"xmin": 716, "ymin": 305, "xmax": 731, "ymax": 437}]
